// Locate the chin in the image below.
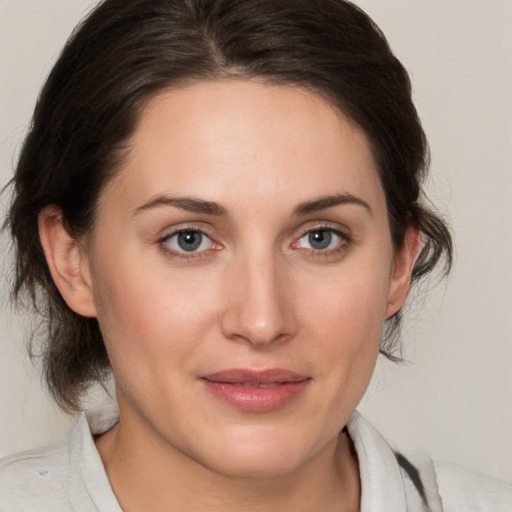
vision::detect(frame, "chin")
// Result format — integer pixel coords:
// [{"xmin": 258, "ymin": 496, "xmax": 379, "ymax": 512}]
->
[
  {"xmin": 194, "ymin": 427, "xmax": 329, "ymax": 479},
  {"xmin": 207, "ymin": 451, "xmax": 306, "ymax": 479}
]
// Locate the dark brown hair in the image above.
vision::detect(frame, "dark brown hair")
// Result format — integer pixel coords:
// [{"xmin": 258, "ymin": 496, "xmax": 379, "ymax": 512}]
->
[{"xmin": 6, "ymin": 0, "xmax": 452, "ymax": 410}]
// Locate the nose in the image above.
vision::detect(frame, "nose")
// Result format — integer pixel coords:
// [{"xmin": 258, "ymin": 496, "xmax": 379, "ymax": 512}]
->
[{"xmin": 220, "ymin": 251, "xmax": 297, "ymax": 348}]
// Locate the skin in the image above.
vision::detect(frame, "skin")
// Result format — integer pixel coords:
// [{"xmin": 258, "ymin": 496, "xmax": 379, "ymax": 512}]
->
[{"xmin": 39, "ymin": 80, "xmax": 420, "ymax": 512}]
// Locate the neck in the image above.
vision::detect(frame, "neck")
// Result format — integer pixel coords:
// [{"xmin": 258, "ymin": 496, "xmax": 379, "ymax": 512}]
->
[{"xmin": 96, "ymin": 408, "xmax": 360, "ymax": 512}]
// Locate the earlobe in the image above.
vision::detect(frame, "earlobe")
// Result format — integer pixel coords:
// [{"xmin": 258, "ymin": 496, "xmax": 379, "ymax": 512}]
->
[
  {"xmin": 38, "ymin": 205, "xmax": 97, "ymax": 318},
  {"xmin": 385, "ymin": 227, "xmax": 422, "ymax": 319}
]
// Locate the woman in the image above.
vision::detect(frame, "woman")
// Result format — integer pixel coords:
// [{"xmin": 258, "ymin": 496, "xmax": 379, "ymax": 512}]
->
[{"xmin": 1, "ymin": 0, "xmax": 510, "ymax": 510}]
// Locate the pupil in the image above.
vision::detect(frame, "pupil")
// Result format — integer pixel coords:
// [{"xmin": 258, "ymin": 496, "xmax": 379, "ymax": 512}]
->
[
  {"xmin": 177, "ymin": 231, "xmax": 202, "ymax": 251},
  {"xmin": 309, "ymin": 230, "xmax": 331, "ymax": 250}
]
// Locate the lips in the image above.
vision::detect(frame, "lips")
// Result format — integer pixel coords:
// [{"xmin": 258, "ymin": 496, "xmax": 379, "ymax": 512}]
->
[{"xmin": 200, "ymin": 369, "xmax": 311, "ymax": 412}]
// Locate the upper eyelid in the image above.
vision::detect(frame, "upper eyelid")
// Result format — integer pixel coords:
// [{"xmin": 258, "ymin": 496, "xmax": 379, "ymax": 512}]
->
[
  {"xmin": 160, "ymin": 228, "xmax": 215, "ymax": 246},
  {"xmin": 163, "ymin": 227, "xmax": 208, "ymax": 236},
  {"xmin": 296, "ymin": 223, "xmax": 351, "ymax": 240},
  {"xmin": 155, "ymin": 221, "xmax": 351, "ymax": 245},
  {"xmin": 158, "ymin": 224, "xmax": 215, "ymax": 240}
]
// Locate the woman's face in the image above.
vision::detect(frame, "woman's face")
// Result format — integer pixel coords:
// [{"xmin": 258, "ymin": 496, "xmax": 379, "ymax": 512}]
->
[{"xmin": 80, "ymin": 80, "xmax": 414, "ymax": 476}]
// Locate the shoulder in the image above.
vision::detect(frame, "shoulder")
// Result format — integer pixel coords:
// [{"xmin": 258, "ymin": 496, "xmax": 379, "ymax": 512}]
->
[
  {"xmin": 434, "ymin": 460, "xmax": 512, "ymax": 511},
  {"xmin": 0, "ymin": 405, "xmax": 121, "ymax": 512},
  {"xmin": 0, "ymin": 438, "xmax": 71, "ymax": 511}
]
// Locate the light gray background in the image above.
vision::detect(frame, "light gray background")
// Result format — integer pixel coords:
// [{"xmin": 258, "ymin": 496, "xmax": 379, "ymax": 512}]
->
[{"xmin": 1, "ymin": 0, "xmax": 511, "ymax": 482}]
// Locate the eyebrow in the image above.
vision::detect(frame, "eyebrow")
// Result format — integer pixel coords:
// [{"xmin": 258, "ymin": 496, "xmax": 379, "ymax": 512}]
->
[
  {"xmin": 133, "ymin": 195, "xmax": 228, "ymax": 217},
  {"xmin": 294, "ymin": 194, "xmax": 372, "ymax": 216},
  {"xmin": 133, "ymin": 192, "xmax": 371, "ymax": 218}
]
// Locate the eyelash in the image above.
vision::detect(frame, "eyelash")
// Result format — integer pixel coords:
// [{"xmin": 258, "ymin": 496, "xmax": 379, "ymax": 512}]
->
[
  {"xmin": 292, "ymin": 226, "xmax": 352, "ymax": 259},
  {"xmin": 157, "ymin": 225, "xmax": 352, "ymax": 261},
  {"xmin": 158, "ymin": 228, "xmax": 219, "ymax": 261}
]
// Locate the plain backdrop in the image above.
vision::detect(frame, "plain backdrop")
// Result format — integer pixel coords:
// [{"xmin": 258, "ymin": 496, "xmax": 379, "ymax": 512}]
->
[{"xmin": 1, "ymin": 0, "xmax": 511, "ymax": 483}]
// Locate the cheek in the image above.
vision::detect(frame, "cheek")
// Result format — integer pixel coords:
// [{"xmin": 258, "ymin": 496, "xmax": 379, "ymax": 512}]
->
[
  {"xmin": 304, "ymin": 258, "xmax": 391, "ymax": 341},
  {"xmin": 300, "ymin": 257, "xmax": 391, "ymax": 391},
  {"xmin": 90, "ymin": 269, "xmax": 215, "ymax": 413},
  {"xmin": 310, "ymin": 284, "xmax": 385, "ymax": 380},
  {"xmin": 89, "ymin": 249, "xmax": 218, "ymax": 374}
]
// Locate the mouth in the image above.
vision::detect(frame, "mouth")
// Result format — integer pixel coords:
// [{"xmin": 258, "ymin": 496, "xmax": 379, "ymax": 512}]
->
[
  {"xmin": 200, "ymin": 369, "xmax": 311, "ymax": 412},
  {"xmin": 229, "ymin": 382, "xmax": 282, "ymax": 388}
]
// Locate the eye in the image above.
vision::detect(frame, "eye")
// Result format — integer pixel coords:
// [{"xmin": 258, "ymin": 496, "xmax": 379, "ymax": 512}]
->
[
  {"xmin": 163, "ymin": 230, "xmax": 214, "ymax": 253},
  {"xmin": 294, "ymin": 228, "xmax": 347, "ymax": 251}
]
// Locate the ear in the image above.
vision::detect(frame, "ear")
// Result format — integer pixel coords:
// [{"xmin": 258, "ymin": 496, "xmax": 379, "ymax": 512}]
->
[
  {"xmin": 385, "ymin": 227, "xmax": 422, "ymax": 319},
  {"xmin": 38, "ymin": 205, "xmax": 97, "ymax": 318}
]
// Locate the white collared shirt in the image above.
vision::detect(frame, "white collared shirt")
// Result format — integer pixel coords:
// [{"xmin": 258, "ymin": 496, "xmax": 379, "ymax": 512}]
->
[{"xmin": 1, "ymin": 404, "xmax": 511, "ymax": 511}]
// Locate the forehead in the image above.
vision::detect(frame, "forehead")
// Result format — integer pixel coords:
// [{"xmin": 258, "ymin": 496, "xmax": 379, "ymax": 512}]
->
[{"xmin": 101, "ymin": 79, "xmax": 384, "ymax": 216}]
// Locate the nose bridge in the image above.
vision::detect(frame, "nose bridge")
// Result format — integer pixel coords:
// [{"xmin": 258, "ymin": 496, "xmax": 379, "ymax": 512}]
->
[{"xmin": 221, "ymin": 243, "xmax": 294, "ymax": 347}]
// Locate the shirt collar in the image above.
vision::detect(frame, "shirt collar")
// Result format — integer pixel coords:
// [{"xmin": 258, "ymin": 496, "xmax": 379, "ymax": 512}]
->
[{"xmin": 347, "ymin": 411, "xmax": 408, "ymax": 512}]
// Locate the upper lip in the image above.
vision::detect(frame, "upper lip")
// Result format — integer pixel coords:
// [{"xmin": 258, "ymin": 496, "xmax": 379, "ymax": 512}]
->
[{"xmin": 201, "ymin": 368, "xmax": 310, "ymax": 385}]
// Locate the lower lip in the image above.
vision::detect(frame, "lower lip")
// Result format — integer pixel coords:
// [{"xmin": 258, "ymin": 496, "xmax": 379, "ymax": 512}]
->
[{"xmin": 201, "ymin": 380, "xmax": 310, "ymax": 412}]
